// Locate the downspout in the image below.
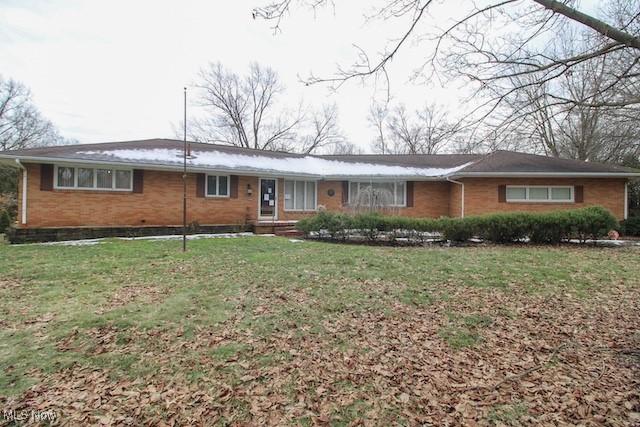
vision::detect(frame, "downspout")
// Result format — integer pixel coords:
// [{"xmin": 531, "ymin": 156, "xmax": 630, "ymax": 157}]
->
[
  {"xmin": 15, "ymin": 159, "xmax": 27, "ymax": 225},
  {"xmin": 446, "ymin": 177, "xmax": 464, "ymax": 218}
]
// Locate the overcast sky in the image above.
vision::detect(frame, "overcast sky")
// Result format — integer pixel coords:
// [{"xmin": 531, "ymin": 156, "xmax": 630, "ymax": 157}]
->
[{"xmin": 0, "ymin": 0, "xmax": 599, "ymax": 151}]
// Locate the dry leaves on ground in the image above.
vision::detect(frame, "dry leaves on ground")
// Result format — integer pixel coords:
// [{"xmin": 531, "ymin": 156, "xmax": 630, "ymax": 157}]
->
[{"xmin": 3, "ymin": 279, "xmax": 639, "ymax": 426}]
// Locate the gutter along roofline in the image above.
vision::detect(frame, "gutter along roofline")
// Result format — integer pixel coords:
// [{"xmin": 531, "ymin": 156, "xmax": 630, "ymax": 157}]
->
[{"xmin": 449, "ymin": 171, "xmax": 640, "ymax": 178}]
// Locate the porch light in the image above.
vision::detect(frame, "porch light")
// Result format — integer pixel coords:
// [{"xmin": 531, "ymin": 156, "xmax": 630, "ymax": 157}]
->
[{"xmin": 247, "ymin": 184, "xmax": 253, "ymax": 196}]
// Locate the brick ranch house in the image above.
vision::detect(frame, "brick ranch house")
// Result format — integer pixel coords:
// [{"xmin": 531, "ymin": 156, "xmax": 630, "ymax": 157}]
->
[{"xmin": 0, "ymin": 138, "xmax": 638, "ymax": 242}]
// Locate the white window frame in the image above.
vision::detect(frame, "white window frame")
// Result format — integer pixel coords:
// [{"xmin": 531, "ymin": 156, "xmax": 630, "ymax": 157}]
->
[
  {"xmin": 348, "ymin": 181, "xmax": 407, "ymax": 207},
  {"xmin": 205, "ymin": 174, "xmax": 231, "ymax": 198},
  {"xmin": 506, "ymin": 185, "xmax": 574, "ymax": 203},
  {"xmin": 53, "ymin": 164, "xmax": 133, "ymax": 191},
  {"xmin": 283, "ymin": 179, "xmax": 318, "ymax": 212}
]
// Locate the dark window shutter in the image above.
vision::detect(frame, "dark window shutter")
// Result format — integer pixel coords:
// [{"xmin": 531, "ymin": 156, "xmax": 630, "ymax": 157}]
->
[
  {"xmin": 574, "ymin": 185, "xmax": 584, "ymax": 203},
  {"xmin": 230, "ymin": 175, "xmax": 239, "ymax": 198},
  {"xmin": 498, "ymin": 185, "xmax": 506, "ymax": 203},
  {"xmin": 406, "ymin": 181, "xmax": 414, "ymax": 207},
  {"xmin": 196, "ymin": 173, "xmax": 206, "ymax": 197},
  {"xmin": 341, "ymin": 181, "xmax": 349, "ymax": 205},
  {"xmin": 132, "ymin": 169, "xmax": 144, "ymax": 193},
  {"xmin": 40, "ymin": 164, "xmax": 54, "ymax": 191}
]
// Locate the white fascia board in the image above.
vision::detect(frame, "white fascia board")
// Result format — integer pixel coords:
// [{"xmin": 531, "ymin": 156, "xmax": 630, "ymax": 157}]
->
[{"xmin": 322, "ymin": 175, "xmax": 444, "ymax": 181}]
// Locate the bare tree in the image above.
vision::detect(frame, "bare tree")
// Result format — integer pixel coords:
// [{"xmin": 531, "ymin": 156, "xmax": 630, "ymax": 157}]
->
[
  {"xmin": 190, "ymin": 62, "xmax": 302, "ymax": 151},
  {"xmin": 0, "ymin": 76, "xmax": 68, "ymax": 214},
  {"xmin": 300, "ymin": 103, "xmax": 344, "ymax": 153},
  {"xmin": 369, "ymin": 103, "xmax": 452, "ymax": 154},
  {"xmin": 189, "ymin": 62, "xmax": 345, "ymax": 153},
  {"xmin": 487, "ymin": 26, "xmax": 640, "ymax": 162},
  {"xmin": 327, "ymin": 140, "xmax": 363, "ymax": 155},
  {"xmin": 0, "ymin": 77, "xmax": 61, "ymax": 151},
  {"xmin": 253, "ymin": 0, "xmax": 640, "ymax": 139},
  {"xmin": 368, "ymin": 102, "xmax": 388, "ymax": 154}
]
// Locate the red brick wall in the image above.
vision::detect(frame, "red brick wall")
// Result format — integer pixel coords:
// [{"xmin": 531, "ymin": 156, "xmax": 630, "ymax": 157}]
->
[
  {"xmin": 19, "ymin": 163, "xmax": 260, "ymax": 227},
  {"xmin": 278, "ymin": 180, "xmax": 451, "ymax": 220},
  {"xmin": 449, "ymin": 181, "xmax": 463, "ymax": 218},
  {"xmin": 16, "ymin": 163, "xmax": 627, "ymax": 227},
  {"xmin": 404, "ymin": 181, "xmax": 451, "ymax": 217},
  {"xmin": 460, "ymin": 178, "xmax": 626, "ymax": 220}
]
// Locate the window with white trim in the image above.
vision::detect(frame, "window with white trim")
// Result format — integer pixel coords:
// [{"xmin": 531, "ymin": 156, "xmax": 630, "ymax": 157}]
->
[
  {"xmin": 506, "ymin": 186, "xmax": 574, "ymax": 202},
  {"xmin": 349, "ymin": 181, "xmax": 406, "ymax": 207},
  {"xmin": 284, "ymin": 180, "xmax": 317, "ymax": 211},
  {"xmin": 54, "ymin": 165, "xmax": 132, "ymax": 191},
  {"xmin": 206, "ymin": 175, "xmax": 230, "ymax": 197}
]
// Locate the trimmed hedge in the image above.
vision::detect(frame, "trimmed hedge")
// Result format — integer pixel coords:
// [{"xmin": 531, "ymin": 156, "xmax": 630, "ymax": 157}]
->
[
  {"xmin": 296, "ymin": 206, "xmax": 618, "ymax": 244},
  {"xmin": 620, "ymin": 216, "xmax": 640, "ymax": 237},
  {"xmin": 0, "ymin": 210, "xmax": 10, "ymax": 233}
]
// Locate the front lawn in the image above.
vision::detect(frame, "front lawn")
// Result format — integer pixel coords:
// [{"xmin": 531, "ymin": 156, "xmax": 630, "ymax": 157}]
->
[{"xmin": 0, "ymin": 237, "xmax": 638, "ymax": 425}]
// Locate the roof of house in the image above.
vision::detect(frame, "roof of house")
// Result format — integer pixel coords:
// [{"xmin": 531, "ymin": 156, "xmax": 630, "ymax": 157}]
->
[
  {"xmin": 0, "ymin": 138, "xmax": 638, "ymax": 179},
  {"xmin": 454, "ymin": 150, "xmax": 637, "ymax": 175}
]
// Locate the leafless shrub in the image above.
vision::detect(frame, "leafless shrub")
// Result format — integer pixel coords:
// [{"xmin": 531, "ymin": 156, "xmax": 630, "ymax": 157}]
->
[{"xmin": 348, "ymin": 186, "xmax": 398, "ymax": 215}]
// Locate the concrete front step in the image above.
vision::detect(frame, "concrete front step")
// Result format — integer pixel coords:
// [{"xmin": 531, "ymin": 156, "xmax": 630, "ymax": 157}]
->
[{"xmin": 254, "ymin": 222, "xmax": 299, "ymax": 235}]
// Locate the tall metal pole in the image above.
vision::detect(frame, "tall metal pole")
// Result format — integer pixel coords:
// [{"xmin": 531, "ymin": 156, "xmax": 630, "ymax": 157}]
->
[{"xmin": 182, "ymin": 87, "xmax": 187, "ymax": 252}]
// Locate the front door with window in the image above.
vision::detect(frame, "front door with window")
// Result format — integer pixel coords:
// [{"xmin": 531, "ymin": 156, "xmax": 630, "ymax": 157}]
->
[{"xmin": 259, "ymin": 178, "xmax": 277, "ymax": 220}]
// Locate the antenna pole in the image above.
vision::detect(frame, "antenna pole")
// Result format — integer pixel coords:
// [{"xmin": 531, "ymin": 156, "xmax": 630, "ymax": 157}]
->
[{"xmin": 182, "ymin": 87, "xmax": 187, "ymax": 252}]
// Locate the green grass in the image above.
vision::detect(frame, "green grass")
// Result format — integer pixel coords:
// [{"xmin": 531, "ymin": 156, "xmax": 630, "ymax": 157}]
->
[
  {"xmin": 438, "ymin": 326, "xmax": 482, "ymax": 349},
  {"xmin": 0, "ymin": 237, "xmax": 638, "ymax": 424},
  {"xmin": 487, "ymin": 402, "xmax": 528, "ymax": 425}
]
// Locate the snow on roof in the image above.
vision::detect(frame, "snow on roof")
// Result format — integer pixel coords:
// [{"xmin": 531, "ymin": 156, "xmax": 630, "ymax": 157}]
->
[{"xmin": 79, "ymin": 148, "xmax": 473, "ymax": 178}]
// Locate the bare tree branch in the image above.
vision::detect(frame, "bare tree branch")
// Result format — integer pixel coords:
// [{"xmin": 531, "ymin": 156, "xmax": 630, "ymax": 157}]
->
[
  {"xmin": 191, "ymin": 62, "xmax": 302, "ymax": 150},
  {"xmin": 189, "ymin": 62, "xmax": 344, "ymax": 153},
  {"xmin": 0, "ymin": 76, "xmax": 64, "ymax": 151},
  {"xmin": 369, "ymin": 102, "xmax": 453, "ymax": 154},
  {"xmin": 253, "ymin": 0, "xmax": 640, "ymax": 140},
  {"xmin": 300, "ymin": 103, "xmax": 344, "ymax": 153},
  {"xmin": 533, "ymin": 0, "xmax": 640, "ymax": 48}
]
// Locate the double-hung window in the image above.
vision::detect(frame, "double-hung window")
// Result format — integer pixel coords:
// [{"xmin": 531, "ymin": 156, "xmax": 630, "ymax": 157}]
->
[
  {"xmin": 55, "ymin": 165, "xmax": 132, "ymax": 191},
  {"xmin": 506, "ymin": 186, "xmax": 574, "ymax": 202},
  {"xmin": 348, "ymin": 181, "xmax": 406, "ymax": 207},
  {"xmin": 206, "ymin": 175, "xmax": 230, "ymax": 197},
  {"xmin": 284, "ymin": 180, "xmax": 317, "ymax": 211}
]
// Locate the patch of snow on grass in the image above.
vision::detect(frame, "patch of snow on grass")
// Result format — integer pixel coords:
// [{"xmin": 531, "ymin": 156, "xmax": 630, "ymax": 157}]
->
[
  {"xmin": 121, "ymin": 232, "xmax": 255, "ymax": 241},
  {"xmin": 40, "ymin": 239, "xmax": 104, "ymax": 246},
  {"xmin": 21, "ymin": 232, "xmax": 268, "ymax": 246}
]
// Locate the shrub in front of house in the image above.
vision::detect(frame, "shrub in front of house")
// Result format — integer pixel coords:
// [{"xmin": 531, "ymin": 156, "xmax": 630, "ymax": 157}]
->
[
  {"xmin": 0, "ymin": 210, "xmax": 11, "ymax": 233},
  {"xmin": 438, "ymin": 217, "xmax": 478, "ymax": 242},
  {"xmin": 474, "ymin": 212, "xmax": 532, "ymax": 243},
  {"xmin": 567, "ymin": 206, "xmax": 619, "ymax": 242},
  {"xmin": 296, "ymin": 206, "xmax": 618, "ymax": 244},
  {"xmin": 527, "ymin": 211, "xmax": 575, "ymax": 244},
  {"xmin": 297, "ymin": 210, "xmax": 354, "ymax": 240},
  {"xmin": 352, "ymin": 213, "xmax": 385, "ymax": 242},
  {"xmin": 620, "ymin": 216, "xmax": 640, "ymax": 237}
]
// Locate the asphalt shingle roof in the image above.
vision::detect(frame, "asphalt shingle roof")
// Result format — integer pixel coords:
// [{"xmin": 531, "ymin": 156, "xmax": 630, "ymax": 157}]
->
[{"xmin": 0, "ymin": 138, "xmax": 637, "ymax": 177}]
